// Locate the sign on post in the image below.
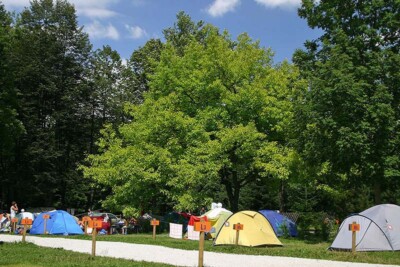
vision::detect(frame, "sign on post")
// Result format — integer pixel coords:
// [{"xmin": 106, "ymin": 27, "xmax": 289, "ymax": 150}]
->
[
  {"xmin": 233, "ymin": 223, "xmax": 244, "ymax": 245},
  {"xmin": 150, "ymin": 219, "xmax": 160, "ymax": 240},
  {"xmin": 349, "ymin": 221, "xmax": 360, "ymax": 254},
  {"xmin": 11, "ymin": 218, "xmax": 18, "ymax": 234},
  {"xmin": 194, "ymin": 220, "xmax": 211, "ymax": 267},
  {"xmin": 89, "ymin": 218, "xmax": 102, "ymax": 258},
  {"xmin": 82, "ymin": 216, "xmax": 92, "ymax": 235},
  {"xmin": 43, "ymin": 214, "xmax": 50, "ymax": 234},
  {"xmin": 21, "ymin": 218, "xmax": 33, "ymax": 243}
]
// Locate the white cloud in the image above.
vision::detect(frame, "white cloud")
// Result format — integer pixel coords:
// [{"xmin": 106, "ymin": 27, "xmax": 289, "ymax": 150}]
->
[
  {"xmin": 125, "ymin": 25, "xmax": 147, "ymax": 39},
  {"xmin": 254, "ymin": 0, "xmax": 300, "ymax": 9},
  {"xmin": 207, "ymin": 0, "xmax": 240, "ymax": 17},
  {"xmin": 78, "ymin": 8, "xmax": 117, "ymax": 18},
  {"xmin": 85, "ymin": 21, "xmax": 119, "ymax": 40}
]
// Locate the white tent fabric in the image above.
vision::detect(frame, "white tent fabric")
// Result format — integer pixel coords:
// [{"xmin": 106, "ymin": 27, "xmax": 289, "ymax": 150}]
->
[
  {"xmin": 205, "ymin": 208, "xmax": 231, "ymax": 219},
  {"xmin": 330, "ymin": 204, "xmax": 400, "ymax": 251}
]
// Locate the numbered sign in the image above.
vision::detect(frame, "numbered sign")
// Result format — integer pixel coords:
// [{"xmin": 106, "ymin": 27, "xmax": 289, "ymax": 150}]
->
[
  {"xmin": 349, "ymin": 223, "xmax": 360, "ymax": 232},
  {"xmin": 88, "ymin": 219, "xmax": 102, "ymax": 228},
  {"xmin": 11, "ymin": 218, "xmax": 19, "ymax": 223},
  {"xmin": 233, "ymin": 223, "xmax": 244, "ymax": 230},
  {"xmin": 21, "ymin": 218, "xmax": 33, "ymax": 225},
  {"xmin": 194, "ymin": 221, "xmax": 211, "ymax": 232},
  {"xmin": 150, "ymin": 219, "xmax": 160, "ymax": 226}
]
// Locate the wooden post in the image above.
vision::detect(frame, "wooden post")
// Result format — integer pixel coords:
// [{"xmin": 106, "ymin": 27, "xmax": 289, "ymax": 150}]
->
[
  {"xmin": 22, "ymin": 224, "xmax": 27, "ymax": 243},
  {"xmin": 150, "ymin": 219, "xmax": 159, "ymax": 240},
  {"xmin": 352, "ymin": 221, "xmax": 356, "ymax": 254},
  {"xmin": 194, "ymin": 218, "xmax": 211, "ymax": 267},
  {"xmin": 233, "ymin": 223, "xmax": 244, "ymax": 246},
  {"xmin": 348, "ymin": 221, "xmax": 360, "ymax": 254},
  {"xmin": 11, "ymin": 218, "xmax": 18, "ymax": 234},
  {"xmin": 235, "ymin": 226, "xmax": 240, "ymax": 246},
  {"xmin": 152, "ymin": 221, "xmax": 156, "ymax": 240},
  {"xmin": 43, "ymin": 214, "xmax": 50, "ymax": 234},
  {"xmin": 91, "ymin": 219, "xmax": 98, "ymax": 258},
  {"xmin": 21, "ymin": 218, "xmax": 32, "ymax": 243},
  {"xmin": 82, "ymin": 216, "xmax": 91, "ymax": 235},
  {"xmin": 198, "ymin": 230, "xmax": 205, "ymax": 267}
]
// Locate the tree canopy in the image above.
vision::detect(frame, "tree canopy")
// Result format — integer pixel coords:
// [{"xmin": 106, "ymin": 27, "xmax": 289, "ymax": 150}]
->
[
  {"xmin": 293, "ymin": 0, "xmax": 400, "ymax": 214},
  {"xmin": 83, "ymin": 21, "xmax": 303, "ymax": 213}
]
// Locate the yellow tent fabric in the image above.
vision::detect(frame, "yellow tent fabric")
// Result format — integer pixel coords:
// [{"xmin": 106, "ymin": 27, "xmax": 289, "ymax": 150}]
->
[
  {"xmin": 214, "ymin": 210, "xmax": 282, "ymax": 247},
  {"xmin": 203, "ymin": 208, "xmax": 232, "ymax": 238}
]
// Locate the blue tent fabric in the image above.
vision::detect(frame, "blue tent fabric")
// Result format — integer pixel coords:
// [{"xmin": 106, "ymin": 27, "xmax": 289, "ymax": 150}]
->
[
  {"xmin": 259, "ymin": 210, "xmax": 298, "ymax": 237},
  {"xmin": 30, "ymin": 210, "xmax": 83, "ymax": 235}
]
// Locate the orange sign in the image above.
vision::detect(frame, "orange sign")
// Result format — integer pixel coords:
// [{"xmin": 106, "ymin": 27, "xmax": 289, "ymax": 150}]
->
[
  {"xmin": 82, "ymin": 216, "xmax": 92, "ymax": 222},
  {"xmin": 150, "ymin": 219, "xmax": 160, "ymax": 226},
  {"xmin": 43, "ymin": 214, "xmax": 50, "ymax": 219},
  {"xmin": 349, "ymin": 223, "xmax": 360, "ymax": 232},
  {"xmin": 233, "ymin": 223, "xmax": 244, "ymax": 230},
  {"xmin": 11, "ymin": 218, "xmax": 18, "ymax": 223},
  {"xmin": 88, "ymin": 219, "xmax": 102, "ymax": 228},
  {"xmin": 21, "ymin": 218, "xmax": 33, "ymax": 225},
  {"xmin": 194, "ymin": 221, "xmax": 211, "ymax": 232}
]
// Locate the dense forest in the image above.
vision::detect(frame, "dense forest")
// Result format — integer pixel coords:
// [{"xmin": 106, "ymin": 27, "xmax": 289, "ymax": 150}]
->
[{"xmin": 0, "ymin": 0, "xmax": 399, "ymax": 220}]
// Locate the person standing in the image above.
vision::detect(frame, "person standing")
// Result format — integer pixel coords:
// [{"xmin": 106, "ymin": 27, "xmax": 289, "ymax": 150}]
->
[{"xmin": 10, "ymin": 201, "xmax": 18, "ymax": 219}]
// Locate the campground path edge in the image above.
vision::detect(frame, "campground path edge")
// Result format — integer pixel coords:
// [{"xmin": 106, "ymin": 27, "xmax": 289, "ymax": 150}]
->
[{"xmin": 1, "ymin": 235, "xmax": 398, "ymax": 267}]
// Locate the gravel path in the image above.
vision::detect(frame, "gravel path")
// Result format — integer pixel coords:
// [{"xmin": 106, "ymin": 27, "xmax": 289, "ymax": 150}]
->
[{"xmin": 1, "ymin": 235, "xmax": 398, "ymax": 267}]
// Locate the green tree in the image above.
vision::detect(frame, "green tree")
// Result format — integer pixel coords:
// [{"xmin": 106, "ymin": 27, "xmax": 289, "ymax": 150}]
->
[
  {"xmin": 0, "ymin": 2, "xmax": 25, "ymax": 208},
  {"xmin": 293, "ymin": 0, "xmax": 400, "ymax": 211},
  {"xmin": 128, "ymin": 39, "xmax": 164, "ymax": 103},
  {"xmin": 83, "ymin": 21, "xmax": 302, "ymax": 213},
  {"xmin": 10, "ymin": 0, "xmax": 92, "ymax": 208}
]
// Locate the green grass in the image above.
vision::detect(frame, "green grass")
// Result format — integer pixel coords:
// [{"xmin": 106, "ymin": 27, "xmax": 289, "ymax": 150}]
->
[
  {"xmin": 3, "ymin": 233, "xmax": 400, "ymax": 266},
  {"xmin": 0, "ymin": 241, "xmax": 173, "ymax": 267},
  {"xmin": 69, "ymin": 233, "xmax": 400, "ymax": 265}
]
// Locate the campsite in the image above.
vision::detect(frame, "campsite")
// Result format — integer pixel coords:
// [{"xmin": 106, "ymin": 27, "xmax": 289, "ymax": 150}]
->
[{"xmin": 1, "ymin": 0, "xmax": 399, "ymax": 266}]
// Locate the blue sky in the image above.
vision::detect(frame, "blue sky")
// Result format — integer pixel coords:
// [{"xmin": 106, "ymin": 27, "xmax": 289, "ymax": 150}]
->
[{"xmin": 2, "ymin": 0, "xmax": 322, "ymax": 63}]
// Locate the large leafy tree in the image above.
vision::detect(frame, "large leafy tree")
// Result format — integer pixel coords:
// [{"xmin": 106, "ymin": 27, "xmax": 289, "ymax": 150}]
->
[
  {"xmin": 84, "ymin": 21, "xmax": 302, "ymax": 213},
  {"xmin": 9, "ymin": 0, "xmax": 92, "ymax": 208},
  {"xmin": 0, "ymin": 3, "xmax": 25, "ymax": 208},
  {"xmin": 293, "ymin": 0, "xmax": 400, "ymax": 212}
]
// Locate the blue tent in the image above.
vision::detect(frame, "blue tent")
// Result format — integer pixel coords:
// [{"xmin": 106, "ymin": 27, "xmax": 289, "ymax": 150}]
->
[
  {"xmin": 259, "ymin": 210, "xmax": 298, "ymax": 237},
  {"xmin": 30, "ymin": 210, "xmax": 83, "ymax": 235}
]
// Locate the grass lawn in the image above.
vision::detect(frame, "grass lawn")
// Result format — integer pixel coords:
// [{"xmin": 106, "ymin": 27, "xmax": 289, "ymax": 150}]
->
[
  {"xmin": 3, "ymin": 233, "xmax": 400, "ymax": 266},
  {"xmin": 0, "ymin": 241, "xmax": 173, "ymax": 267},
  {"xmin": 65, "ymin": 233, "xmax": 400, "ymax": 265}
]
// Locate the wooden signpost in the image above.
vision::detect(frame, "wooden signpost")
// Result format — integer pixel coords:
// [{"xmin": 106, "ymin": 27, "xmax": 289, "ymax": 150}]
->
[
  {"xmin": 89, "ymin": 218, "xmax": 102, "ymax": 258},
  {"xmin": 11, "ymin": 218, "xmax": 18, "ymax": 234},
  {"xmin": 21, "ymin": 218, "xmax": 33, "ymax": 243},
  {"xmin": 194, "ymin": 219, "xmax": 211, "ymax": 267},
  {"xmin": 150, "ymin": 219, "xmax": 160, "ymax": 240},
  {"xmin": 43, "ymin": 214, "xmax": 50, "ymax": 234},
  {"xmin": 233, "ymin": 223, "xmax": 244, "ymax": 246},
  {"xmin": 348, "ymin": 221, "xmax": 360, "ymax": 254},
  {"xmin": 82, "ymin": 216, "xmax": 92, "ymax": 235}
]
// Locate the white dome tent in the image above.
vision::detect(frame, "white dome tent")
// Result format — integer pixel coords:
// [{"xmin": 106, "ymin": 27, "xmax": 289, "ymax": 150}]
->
[{"xmin": 329, "ymin": 204, "xmax": 400, "ymax": 251}]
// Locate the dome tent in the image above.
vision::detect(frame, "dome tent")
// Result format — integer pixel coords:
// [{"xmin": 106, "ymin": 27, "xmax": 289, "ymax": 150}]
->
[
  {"xmin": 259, "ymin": 210, "xmax": 298, "ymax": 237},
  {"xmin": 214, "ymin": 210, "xmax": 282, "ymax": 247},
  {"xmin": 30, "ymin": 210, "xmax": 83, "ymax": 235},
  {"xmin": 329, "ymin": 204, "xmax": 400, "ymax": 251}
]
